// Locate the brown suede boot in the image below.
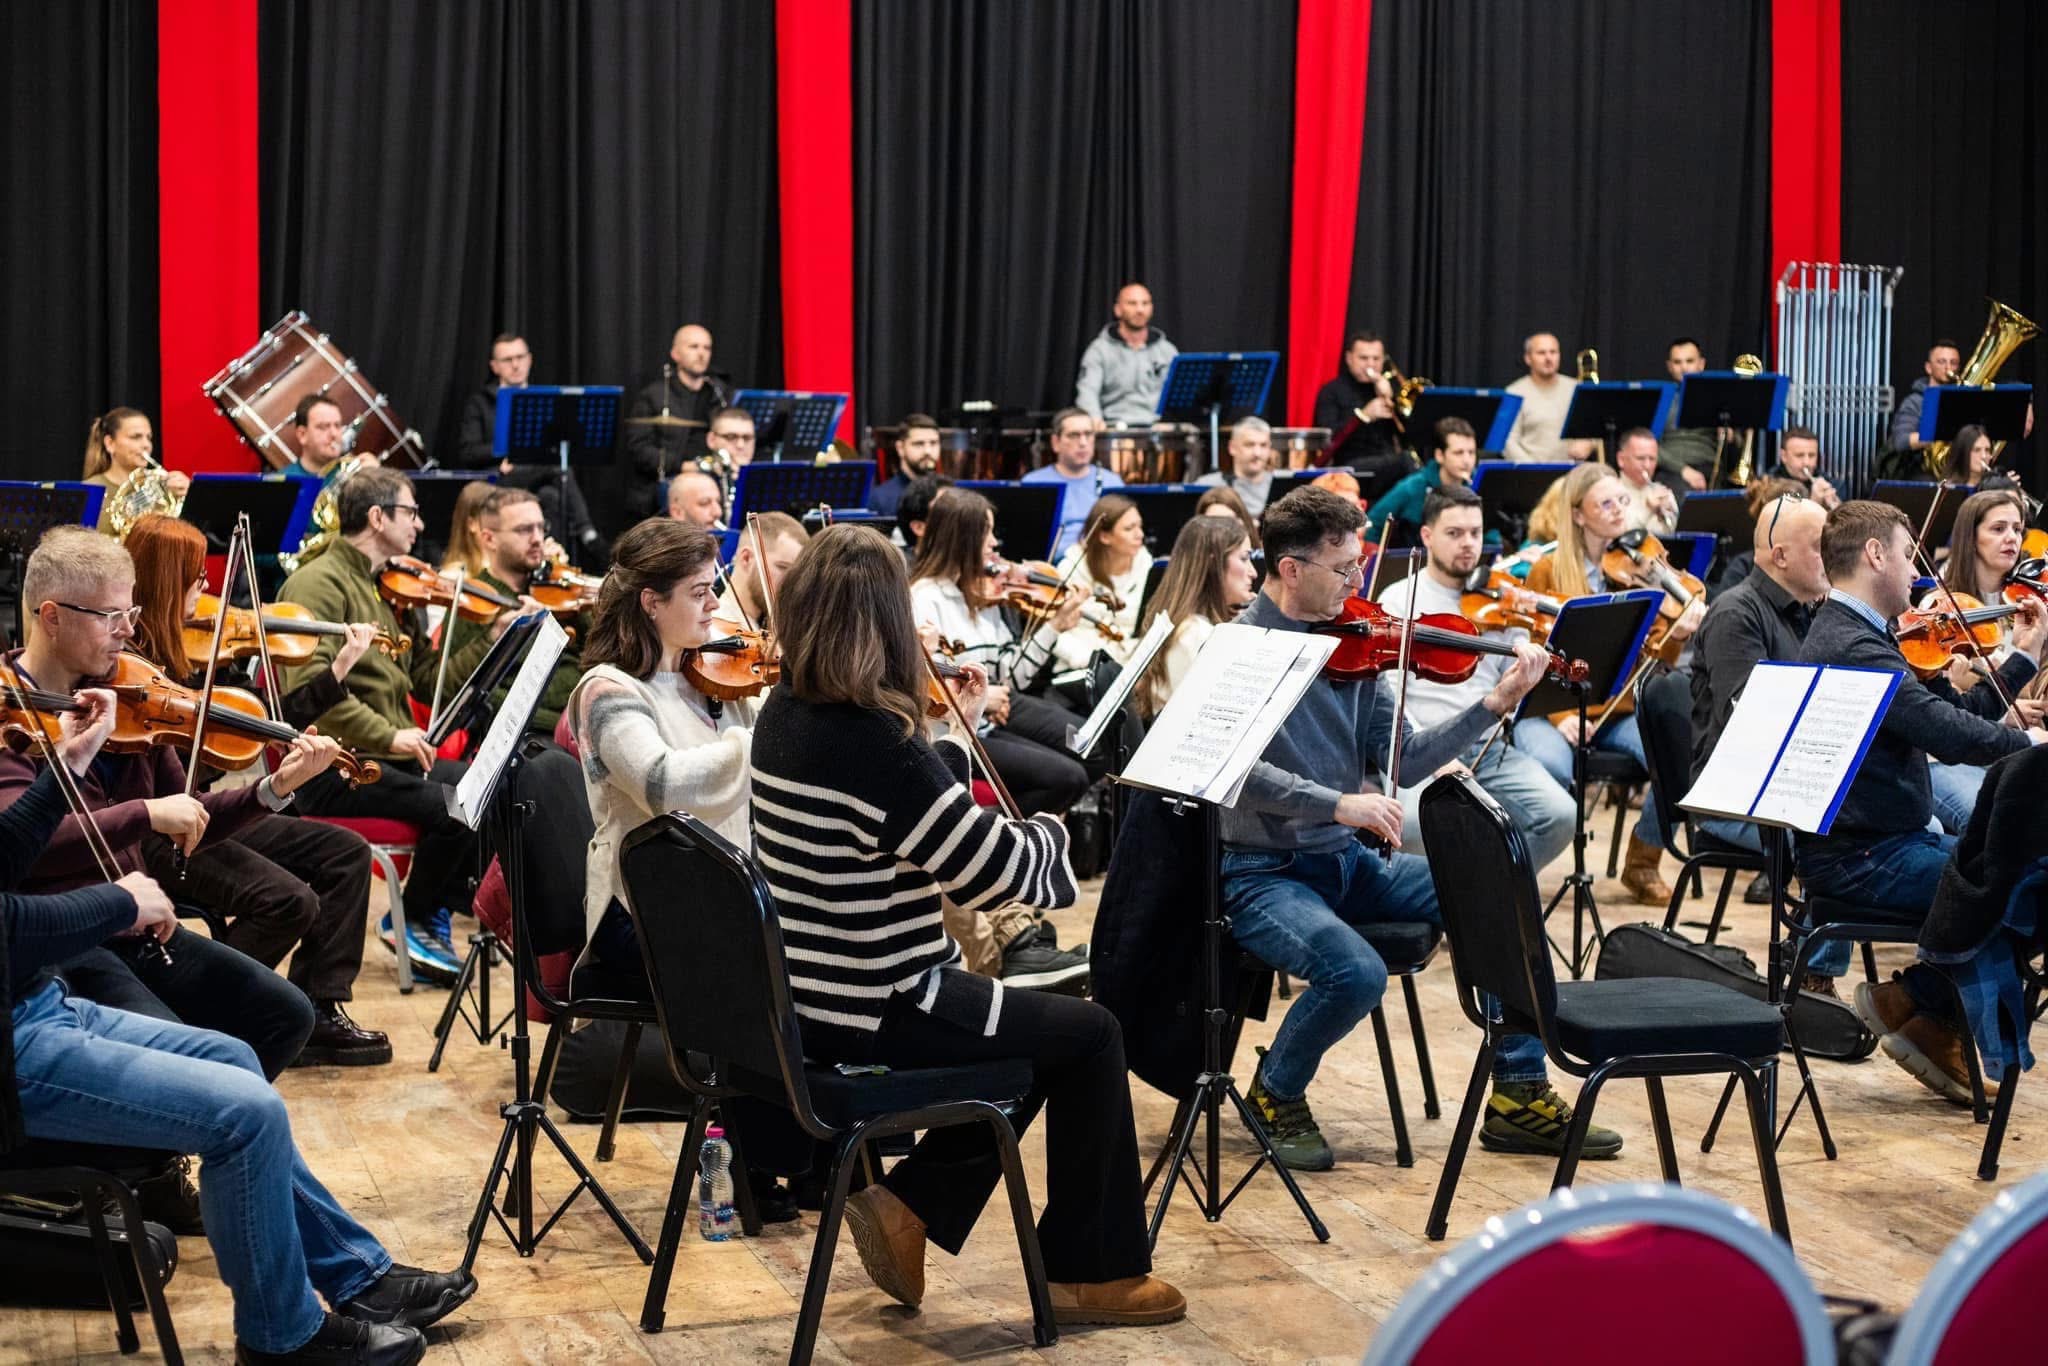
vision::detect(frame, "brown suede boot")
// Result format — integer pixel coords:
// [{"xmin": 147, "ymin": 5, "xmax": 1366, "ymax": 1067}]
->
[
  {"xmin": 1884, "ymin": 1015, "xmax": 1996, "ymax": 1106},
  {"xmin": 1619, "ymin": 834, "xmax": 1673, "ymax": 904},
  {"xmin": 844, "ymin": 1185, "xmax": 927, "ymax": 1307},
  {"xmin": 1048, "ymin": 1274, "xmax": 1187, "ymax": 1326}
]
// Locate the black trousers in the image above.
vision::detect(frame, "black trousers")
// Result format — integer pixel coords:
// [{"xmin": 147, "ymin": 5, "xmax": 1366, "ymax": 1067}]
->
[
  {"xmin": 58, "ymin": 926, "xmax": 316, "ymax": 1080},
  {"xmin": 145, "ymin": 814, "xmax": 372, "ymax": 1004},
  {"xmin": 809, "ymin": 987, "xmax": 1151, "ymax": 1285},
  {"xmin": 292, "ymin": 758, "xmax": 476, "ymax": 927},
  {"xmin": 983, "ymin": 691, "xmax": 1093, "ymax": 816}
]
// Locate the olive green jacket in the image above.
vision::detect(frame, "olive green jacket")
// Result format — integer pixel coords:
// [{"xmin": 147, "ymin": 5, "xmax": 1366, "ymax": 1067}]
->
[{"xmin": 440, "ymin": 564, "xmax": 587, "ymax": 736}]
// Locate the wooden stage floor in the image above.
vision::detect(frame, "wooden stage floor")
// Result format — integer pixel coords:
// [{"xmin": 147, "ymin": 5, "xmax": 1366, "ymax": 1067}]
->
[{"xmin": 7, "ymin": 840, "xmax": 2037, "ymax": 1363}]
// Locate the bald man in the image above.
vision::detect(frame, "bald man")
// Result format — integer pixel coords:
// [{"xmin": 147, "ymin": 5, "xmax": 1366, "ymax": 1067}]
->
[
  {"xmin": 1686, "ymin": 494, "xmax": 1831, "ymax": 854},
  {"xmin": 1503, "ymin": 332, "xmax": 1598, "ymax": 463},
  {"xmin": 666, "ymin": 469, "xmax": 726, "ymax": 530},
  {"xmin": 1075, "ymin": 282, "xmax": 1178, "ymax": 426},
  {"xmin": 627, "ymin": 322, "xmax": 733, "ymax": 517}
]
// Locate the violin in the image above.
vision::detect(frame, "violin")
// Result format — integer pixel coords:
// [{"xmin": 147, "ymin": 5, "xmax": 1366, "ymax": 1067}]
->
[
  {"xmin": 0, "ymin": 656, "xmax": 379, "ymax": 787},
  {"xmin": 1599, "ymin": 530, "xmax": 1705, "ymax": 659},
  {"xmin": 924, "ymin": 655, "xmax": 975, "ymax": 719},
  {"xmin": 1311, "ymin": 597, "xmax": 1588, "ymax": 686},
  {"xmin": 684, "ymin": 619, "xmax": 781, "ymax": 701},
  {"xmin": 985, "ymin": 559, "xmax": 1126, "ymax": 642},
  {"xmin": 1894, "ymin": 592, "xmax": 2022, "ymax": 680},
  {"xmin": 529, "ymin": 555, "xmax": 604, "ymax": 615},
  {"xmin": 185, "ymin": 594, "xmax": 407, "ymax": 668},
  {"xmin": 1458, "ymin": 568, "xmax": 1564, "ymax": 638},
  {"xmin": 376, "ymin": 555, "xmax": 516, "ymax": 625}
]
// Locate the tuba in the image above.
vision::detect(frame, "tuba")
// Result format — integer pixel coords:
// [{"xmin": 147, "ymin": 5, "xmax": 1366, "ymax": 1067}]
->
[
  {"xmin": 277, "ymin": 455, "xmax": 369, "ymax": 575},
  {"xmin": 1924, "ymin": 299, "xmax": 2038, "ymax": 478},
  {"xmin": 105, "ymin": 460, "xmax": 184, "ymax": 540},
  {"xmin": 1728, "ymin": 353, "xmax": 1765, "ymax": 486},
  {"xmin": 1576, "ymin": 348, "xmax": 1600, "ymax": 384}
]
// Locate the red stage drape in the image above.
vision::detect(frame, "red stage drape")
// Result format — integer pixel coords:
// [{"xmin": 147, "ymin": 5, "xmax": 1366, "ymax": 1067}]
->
[
  {"xmin": 157, "ymin": 0, "xmax": 258, "ymax": 473},
  {"xmin": 1285, "ymin": 0, "xmax": 1374, "ymax": 426},
  {"xmin": 775, "ymin": 0, "xmax": 856, "ymax": 443},
  {"xmin": 1769, "ymin": 0, "xmax": 1842, "ymax": 287}
]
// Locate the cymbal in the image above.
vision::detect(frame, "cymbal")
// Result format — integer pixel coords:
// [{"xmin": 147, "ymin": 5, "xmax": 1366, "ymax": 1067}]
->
[{"xmin": 624, "ymin": 414, "xmax": 707, "ymax": 429}]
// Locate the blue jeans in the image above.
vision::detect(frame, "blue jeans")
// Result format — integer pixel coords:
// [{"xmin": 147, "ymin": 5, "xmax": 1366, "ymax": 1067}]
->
[
  {"xmin": 1516, "ymin": 713, "xmax": 1664, "ymax": 848},
  {"xmin": 1399, "ymin": 735, "xmax": 1577, "ymax": 871},
  {"xmin": 1696, "ymin": 816, "xmax": 1764, "ymax": 853},
  {"xmin": 1222, "ymin": 840, "xmax": 1548, "ymax": 1099},
  {"xmin": 1795, "ymin": 829, "xmax": 1954, "ymax": 978},
  {"xmin": 1928, "ymin": 761, "xmax": 1984, "ymax": 836},
  {"xmin": 12, "ymin": 982, "xmax": 390, "ymax": 1353}
]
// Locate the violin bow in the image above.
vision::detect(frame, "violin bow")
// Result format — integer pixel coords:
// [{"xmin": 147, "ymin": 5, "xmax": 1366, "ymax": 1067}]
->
[
  {"xmin": 184, "ymin": 518, "xmax": 247, "ymax": 798},
  {"xmin": 746, "ymin": 513, "xmax": 781, "ymax": 628},
  {"xmin": 922, "ymin": 652, "xmax": 1024, "ymax": 821},
  {"xmin": 1381, "ymin": 576, "xmax": 1421, "ymax": 802},
  {"xmin": 425, "ymin": 563, "xmax": 467, "ymax": 733},
  {"xmin": 1909, "ymin": 506, "xmax": 2022, "ymax": 722}
]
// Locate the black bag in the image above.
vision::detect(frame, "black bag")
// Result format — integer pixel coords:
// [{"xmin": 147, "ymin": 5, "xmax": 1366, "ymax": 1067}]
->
[
  {"xmin": 1595, "ymin": 922, "xmax": 1876, "ymax": 1061},
  {"xmin": 0, "ymin": 1202, "xmax": 178, "ymax": 1309}
]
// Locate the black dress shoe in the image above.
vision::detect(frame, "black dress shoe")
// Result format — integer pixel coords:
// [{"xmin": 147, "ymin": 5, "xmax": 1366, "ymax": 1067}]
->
[
  {"xmin": 133, "ymin": 1154, "xmax": 205, "ymax": 1235},
  {"xmin": 338, "ymin": 1263, "xmax": 478, "ymax": 1331},
  {"xmin": 292, "ymin": 1003, "xmax": 393, "ymax": 1068},
  {"xmin": 747, "ymin": 1172, "xmax": 800, "ymax": 1225},
  {"xmin": 237, "ymin": 1312, "xmax": 424, "ymax": 1365}
]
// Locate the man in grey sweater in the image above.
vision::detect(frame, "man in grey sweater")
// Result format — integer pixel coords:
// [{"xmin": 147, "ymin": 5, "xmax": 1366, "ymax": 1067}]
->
[
  {"xmin": 1223, "ymin": 486, "xmax": 1622, "ymax": 1170},
  {"xmin": 1074, "ymin": 282, "xmax": 1178, "ymax": 427}
]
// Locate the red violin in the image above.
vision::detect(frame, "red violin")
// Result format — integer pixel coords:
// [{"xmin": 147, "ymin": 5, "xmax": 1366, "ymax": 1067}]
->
[{"xmin": 1310, "ymin": 597, "xmax": 1589, "ymax": 686}]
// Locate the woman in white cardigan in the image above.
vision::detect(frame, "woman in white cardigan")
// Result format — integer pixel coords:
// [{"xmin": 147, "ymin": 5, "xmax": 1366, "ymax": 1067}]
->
[
  {"xmin": 1049, "ymin": 493, "xmax": 1153, "ymax": 672},
  {"xmin": 1130, "ymin": 514, "xmax": 1258, "ymax": 721},
  {"xmin": 566, "ymin": 518, "xmax": 756, "ymax": 986}
]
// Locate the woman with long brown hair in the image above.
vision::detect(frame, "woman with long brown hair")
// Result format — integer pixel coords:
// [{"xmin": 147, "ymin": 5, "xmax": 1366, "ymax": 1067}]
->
[
  {"xmin": 119, "ymin": 512, "xmax": 388, "ymax": 1065},
  {"xmin": 1921, "ymin": 488, "xmax": 2031, "ymax": 835},
  {"xmin": 81, "ymin": 408, "xmax": 189, "ymax": 530},
  {"xmin": 1131, "ymin": 514, "xmax": 1257, "ymax": 720},
  {"xmin": 1050, "ymin": 493, "xmax": 1150, "ymax": 669},
  {"xmin": 750, "ymin": 522, "xmax": 1184, "ymax": 1330}
]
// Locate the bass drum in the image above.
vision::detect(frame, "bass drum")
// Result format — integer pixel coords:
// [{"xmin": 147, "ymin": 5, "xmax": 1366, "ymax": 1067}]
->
[
  {"xmin": 202, "ymin": 311, "xmax": 426, "ymax": 470},
  {"xmin": 1092, "ymin": 426, "xmax": 1194, "ymax": 484},
  {"xmin": 1268, "ymin": 426, "xmax": 1331, "ymax": 471},
  {"xmin": 866, "ymin": 425, "xmax": 1030, "ymax": 482}
]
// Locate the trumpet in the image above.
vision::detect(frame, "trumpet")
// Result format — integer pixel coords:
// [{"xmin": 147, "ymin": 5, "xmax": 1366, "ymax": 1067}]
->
[{"xmin": 1728, "ymin": 353, "xmax": 1765, "ymax": 486}]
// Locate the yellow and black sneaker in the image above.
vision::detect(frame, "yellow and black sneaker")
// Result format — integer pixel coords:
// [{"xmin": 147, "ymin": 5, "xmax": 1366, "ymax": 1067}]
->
[
  {"xmin": 1479, "ymin": 1083, "xmax": 1623, "ymax": 1159},
  {"xmin": 1245, "ymin": 1049, "xmax": 1335, "ymax": 1172}
]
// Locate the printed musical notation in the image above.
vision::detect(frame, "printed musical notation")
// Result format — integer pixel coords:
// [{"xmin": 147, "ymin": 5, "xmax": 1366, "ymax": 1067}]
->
[{"xmin": 1683, "ymin": 661, "xmax": 1899, "ymax": 836}]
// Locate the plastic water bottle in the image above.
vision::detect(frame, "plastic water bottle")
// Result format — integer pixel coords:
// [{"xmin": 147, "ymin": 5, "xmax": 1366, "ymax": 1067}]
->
[{"xmin": 698, "ymin": 1125, "xmax": 736, "ymax": 1241}]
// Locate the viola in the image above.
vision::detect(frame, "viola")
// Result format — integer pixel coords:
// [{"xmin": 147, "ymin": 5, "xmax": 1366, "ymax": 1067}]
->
[
  {"xmin": 1894, "ymin": 592, "xmax": 2021, "ymax": 680},
  {"xmin": 529, "ymin": 556, "xmax": 604, "ymax": 615},
  {"xmin": 1458, "ymin": 568, "xmax": 1564, "ymax": 638},
  {"xmin": 185, "ymin": 594, "xmax": 407, "ymax": 668},
  {"xmin": 0, "ymin": 656, "xmax": 378, "ymax": 786},
  {"xmin": 376, "ymin": 555, "xmax": 516, "ymax": 625},
  {"xmin": 1310, "ymin": 597, "xmax": 1588, "ymax": 687},
  {"xmin": 684, "ymin": 619, "xmax": 781, "ymax": 701},
  {"xmin": 1599, "ymin": 530, "xmax": 1706, "ymax": 661},
  {"xmin": 985, "ymin": 559, "xmax": 1126, "ymax": 642}
]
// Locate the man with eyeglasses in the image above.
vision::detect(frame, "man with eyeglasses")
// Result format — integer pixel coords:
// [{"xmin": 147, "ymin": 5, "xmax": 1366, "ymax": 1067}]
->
[
  {"xmin": 279, "ymin": 466, "xmax": 508, "ymax": 980},
  {"xmin": 1219, "ymin": 487, "xmax": 1598, "ymax": 1172},
  {"xmin": 1024, "ymin": 407, "xmax": 1125, "ymax": 557},
  {"xmin": 455, "ymin": 332, "xmax": 605, "ymax": 564},
  {"xmin": 441, "ymin": 486, "xmax": 587, "ymax": 736}
]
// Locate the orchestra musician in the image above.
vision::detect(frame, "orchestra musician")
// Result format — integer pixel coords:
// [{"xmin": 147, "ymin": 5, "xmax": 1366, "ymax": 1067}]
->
[
  {"xmin": 1800, "ymin": 501, "xmax": 2045, "ymax": 1050},
  {"xmin": 1130, "ymin": 514, "xmax": 1257, "ymax": 721},
  {"xmin": 1194, "ymin": 416, "xmax": 1279, "ymax": 517},
  {"xmin": 625, "ymin": 323, "xmax": 730, "ymax": 517},
  {"xmin": 1024, "ymin": 407, "xmax": 1127, "ymax": 558},
  {"xmin": 1, "ymin": 696, "xmax": 475, "ymax": 1365},
  {"xmin": 665, "ymin": 469, "xmax": 726, "ymax": 530},
  {"xmin": 1075, "ymin": 282, "xmax": 1177, "ymax": 428},
  {"xmin": 1374, "ymin": 486, "xmax": 1577, "ymax": 872},
  {"xmin": 453, "ymin": 333, "xmax": 603, "ymax": 559},
  {"xmin": 1365, "ymin": 417, "xmax": 1478, "ymax": 545},
  {"xmin": 280, "ymin": 395, "xmax": 354, "ymax": 482},
  {"xmin": 441, "ymin": 478, "xmax": 494, "ymax": 578},
  {"xmin": 868, "ymin": 412, "xmax": 943, "ymax": 517},
  {"xmin": 718, "ymin": 512, "xmax": 809, "ymax": 631},
  {"xmin": 748, "ymin": 523, "xmax": 1186, "ymax": 1329},
  {"xmin": 1221, "ymin": 487, "xmax": 1618, "ymax": 1171},
  {"xmin": 1512, "ymin": 464, "xmax": 1704, "ymax": 904},
  {"xmin": 1657, "ymin": 338, "xmax": 1719, "ymax": 490},
  {"xmin": 438, "ymin": 486, "xmax": 590, "ymax": 736},
  {"xmin": 81, "ymin": 407, "xmax": 187, "ymax": 531},
  {"xmin": 1890, "ymin": 337, "xmax": 1964, "ymax": 456},
  {"xmin": 1312, "ymin": 331, "xmax": 1403, "ymax": 482},
  {"xmin": 895, "ymin": 473, "xmax": 954, "ymax": 569},
  {"xmin": 1938, "ymin": 422, "xmax": 2016, "ymax": 491},
  {"xmin": 1194, "ymin": 484, "xmax": 1262, "ymax": 550},
  {"xmin": 1613, "ymin": 427, "xmax": 1681, "ymax": 536},
  {"xmin": 1503, "ymin": 332, "xmax": 1598, "ymax": 463},
  {"xmin": 1769, "ymin": 425, "xmax": 1841, "ymax": 509},
  {"xmin": 1049, "ymin": 494, "xmax": 1150, "ymax": 672},
  {"xmin": 124, "ymin": 513, "xmax": 389, "ymax": 1066}
]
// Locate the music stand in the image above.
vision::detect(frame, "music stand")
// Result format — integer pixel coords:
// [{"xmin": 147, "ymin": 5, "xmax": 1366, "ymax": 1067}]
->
[
  {"xmin": 1156, "ymin": 352, "xmax": 1280, "ymax": 474},
  {"xmin": 1516, "ymin": 591, "xmax": 1661, "ymax": 978},
  {"xmin": 1119, "ymin": 484, "xmax": 1208, "ymax": 555},
  {"xmin": 1675, "ymin": 488, "xmax": 1755, "ymax": 547},
  {"xmin": 1561, "ymin": 382, "xmax": 1678, "ymax": 461},
  {"xmin": 1661, "ymin": 531, "xmax": 1717, "ymax": 583},
  {"xmin": 180, "ymin": 474, "xmax": 320, "ymax": 559},
  {"xmin": 729, "ymin": 460, "xmax": 874, "ymax": 523},
  {"xmin": 1918, "ymin": 383, "xmax": 2034, "ymax": 445},
  {"xmin": 0, "ymin": 483, "xmax": 99, "ymax": 647},
  {"xmin": 1872, "ymin": 481, "xmax": 1968, "ymax": 553},
  {"xmin": 731, "ymin": 389, "xmax": 850, "ymax": 463},
  {"xmin": 496, "ymin": 386, "xmax": 623, "ymax": 488},
  {"xmin": 1405, "ymin": 387, "xmax": 1524, "ymax": 453},
  {"xmin": 1678, "ymin": 371, "xmax": 1789, "ymax": 484},
  {"xmin": 960, "ymin": 481, "xmax": 1063, "ymax": 562},
  {"xmin": 1136, "ymin": 557, "xmax": 1171, "ymax": 619},
  {"xmin": 1472, "ymin": 460, "xmax": 1572, "ymax": 549}
]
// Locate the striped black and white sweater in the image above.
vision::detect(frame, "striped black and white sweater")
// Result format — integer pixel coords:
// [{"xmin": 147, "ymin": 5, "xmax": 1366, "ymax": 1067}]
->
[{"xmin": 750, "ymin": 691, "xmax": 1077, "ymax": 1055}]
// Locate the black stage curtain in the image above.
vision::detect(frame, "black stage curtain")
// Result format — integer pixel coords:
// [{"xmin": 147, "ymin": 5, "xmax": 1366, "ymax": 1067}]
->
[
  {"xmin": 1842, "ymin": 0, "xmax": 2045, "ymax": 482},
  {"xmin": 1346, "ymin": 0, "xmax": 1771, "ymax": 395},
  {"xmin": 259, "ymin": 1, "xmax": 781, "ymax": 533},
  {"xmin": 3, "ymin": 3, "xmax": 158, "ymax": 481},
  {"xmin": 854, "ymin": 0, "xmax": 1296, "ymax": 430}
]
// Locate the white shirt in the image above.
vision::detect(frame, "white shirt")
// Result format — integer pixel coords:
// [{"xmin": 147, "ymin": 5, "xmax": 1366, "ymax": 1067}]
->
[
  {"xmin": 1049, "ymin": 547, "xmax": 1154, "ymax": 669},
  {"xmin": 1154, "ymin": 614, "xmax": 1216, "ymax": 712},
  {"xmin": 1372, "ymin": 570, "xmax": 1523, "ymax": 732}
]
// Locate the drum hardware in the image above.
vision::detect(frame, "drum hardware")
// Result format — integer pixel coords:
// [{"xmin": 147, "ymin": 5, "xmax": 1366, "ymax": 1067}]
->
[{"xmin": 203, "ymin": 311, "xmax": 426, "ymax": 470}]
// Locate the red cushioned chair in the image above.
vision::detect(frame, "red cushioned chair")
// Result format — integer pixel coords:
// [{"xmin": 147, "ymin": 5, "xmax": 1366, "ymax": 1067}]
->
[
  {"xmin": 1364, "ymin": 1183, "xmax": 1834, "ymax": 1365},
  {"xmin": 1887, "ymin": 1169, "xmax": 2048, "ymax": 1365},
  {"xmin": 311, "ymin": 814, "xmax": 422, "ymax": 994}
]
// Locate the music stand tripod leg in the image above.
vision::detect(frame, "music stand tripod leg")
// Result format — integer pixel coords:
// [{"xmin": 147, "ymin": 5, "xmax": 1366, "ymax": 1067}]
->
[{"xmin": 1540, "ymin": 683, "xmax": 1603, "ymax": 978}]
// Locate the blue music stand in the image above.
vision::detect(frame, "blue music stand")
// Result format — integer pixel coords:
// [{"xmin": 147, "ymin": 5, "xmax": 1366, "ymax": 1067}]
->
[
  {"xmin": 1156, "ymin": 352, "xmax": 1280, "ymax": 475},
  {"xmin": 732, "ymin": 389, "xmax": 850, "ymax": 463},
  {"xmin": 961, "ymin": 481, "xmax": 1063, "ymax": 562},
  {"xmin": 0, "ymin": 481, "xmax": 104, "ymax": 539},
  {"xmin": 494, "ymin": 386, "xmax": 623, "ymax": 476},
  {"xmin": 729, "ymin": 461, "xmax": 876, "ymax": 523},
  {"xmin": 1405, "ymin": 387, "xmax": 1524, "ymax": 453},
  {"xmin": 1561, "ymin": 381, "xmax": 1678, "ymax": 460},
  {"xmin": 1661, "ymin": 531, "xmax": 1717, "ymax": 582},
  {"xmin": 1918, "ymin": 383, "xmax": 2033, "ymax": 445}
]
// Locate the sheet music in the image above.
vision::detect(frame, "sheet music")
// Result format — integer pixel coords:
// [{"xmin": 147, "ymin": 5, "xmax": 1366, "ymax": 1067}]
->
[
  {"xmin": 1680, "ymin": 661, "xmax": 1898, "ymax": 835},
  {"xmin": 1070, "ymin": 612, "xmax": 1175, "ymax": 758},
  {"xmin": 452, "ymin": 612, "xmax": 568, "ymax": 829},
  {"xmin": 1120, "ymin": 624, "xmax": 1336, "ymax": 806}
]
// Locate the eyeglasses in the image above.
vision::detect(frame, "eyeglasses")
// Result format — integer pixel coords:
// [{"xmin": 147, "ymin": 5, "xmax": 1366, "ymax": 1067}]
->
[
  {"xmin": 1284, "ymin": 554, "xmax": 1367, "ymax": 584},
  {"xmin": 377, "ymin": 503, "xmax": 422, "ymax": 521},
  {"xmin": 1586, "ymin": 493, "xmax": 1635, "ymax": 516},
  {"xmin": 53, "ymin": 601, "xmax": 142, "ymax": 628},
  {"xmin": 1765, "ymin": 490, "xmax": 1808, "ymax": 548}
]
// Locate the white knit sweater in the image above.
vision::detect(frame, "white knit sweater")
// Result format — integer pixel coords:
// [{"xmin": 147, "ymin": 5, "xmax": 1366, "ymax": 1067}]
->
[{"xmin": 565, "ymin": 662, "xmax": 756, "ymax": 941}]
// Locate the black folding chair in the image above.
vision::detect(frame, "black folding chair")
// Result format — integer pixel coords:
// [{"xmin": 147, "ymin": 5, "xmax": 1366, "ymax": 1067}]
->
[
  {"xmin": 1586, "ymin": 749, "xmax": 1648, "ymax": 879},
  {"xmin": 620, "ymin": 813, "xmax": 1056, "ymax": 1364},
  {"xmin": 1635, "ymin": 669, "xmax": 1766, "ymax": 943},
  {"xmin": 1416, "ymin": 772, "xmax": 1791, "ymax": 1244}
]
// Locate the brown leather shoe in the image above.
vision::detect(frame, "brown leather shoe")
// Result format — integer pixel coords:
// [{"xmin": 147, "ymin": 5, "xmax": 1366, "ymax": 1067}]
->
[
  {"xmin": 1883, "ymin": 1014, "xmax": 1995, "ymax": 1106},
  {"xmin": 1797, "ymin": 972, "xmax": 1842, "ymax": 1001},
  {"xmin": 844, "ymin": 1185, "xmax": 926, "ymax": 1308},
  {"xmin": 1048, "ymin": 1274, "xmax": 1187, "ymax": 1326},
  {"xmin": 1619, "ymin": 834, "xmax": 1673, "ymax": 904},
  {"xmin": 1853, "ymin": 976, "xmax": 1914, "ymax": 1036}
]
